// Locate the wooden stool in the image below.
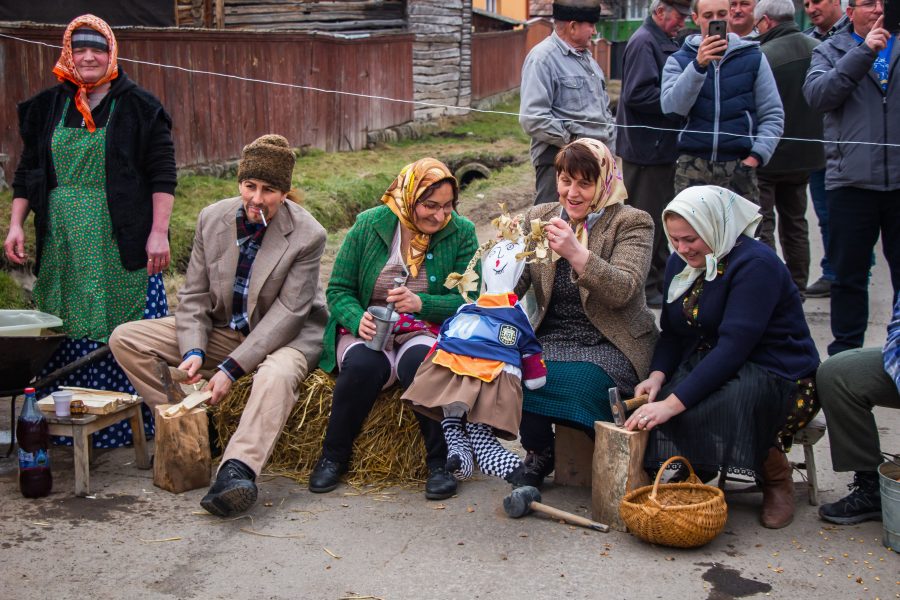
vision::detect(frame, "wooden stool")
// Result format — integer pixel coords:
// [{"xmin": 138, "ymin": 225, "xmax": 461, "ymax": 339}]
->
[
  {"xmin": 45, "ymin": 398, "xmax": 151, "ymax": 496},
  {"xmin": 716, "ymin": 414, "xmax": 827, "ymax": 506},
  {"xmin": 553, "ymin": 425, "xmax": 594, "ymax": 487},
  {"xmin": 792, "ymin": 414, "xmax": 826, "ymax": 506}
]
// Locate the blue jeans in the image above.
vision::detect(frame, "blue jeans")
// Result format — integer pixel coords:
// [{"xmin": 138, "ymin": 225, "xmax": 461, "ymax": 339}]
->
[
  {"xmin": 827, "ymin": 187, "xmax": 900, "ymax": 355},
  {"xmin": 809, "ymin": 169, "xmax": 835, "ymax": 281}
]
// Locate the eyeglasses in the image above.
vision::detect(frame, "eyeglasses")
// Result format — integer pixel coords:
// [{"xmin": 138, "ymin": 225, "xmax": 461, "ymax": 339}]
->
[
  {"xmin": 754, "ymin": 16, "xmax": 767, "ymax": 29},
  {"xmin": 417, "ymin": 200, "xmax": 455, "ymax": 214},
  {"xmin": 850, "ymin": 0, "xmax": 883, "ymax": 8}
]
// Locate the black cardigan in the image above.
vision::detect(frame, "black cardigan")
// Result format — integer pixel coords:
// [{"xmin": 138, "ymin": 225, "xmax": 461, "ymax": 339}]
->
[{"xmin": 12, "ymin": 72, "xmax": 177, "ymax": 273}]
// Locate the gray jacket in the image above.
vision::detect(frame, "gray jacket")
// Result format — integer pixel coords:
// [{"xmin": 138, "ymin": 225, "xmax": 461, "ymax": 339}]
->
[
  {"xmin": 661, "ymin": 33, "xmax": 784, "ymax": 165},
  {"xmin": 803, "ymin": 30, "xmax": 900, "ymax": 191},
  {"xmin": 519, "ymin": 31, "xmax": 616, "ymax": 164}
]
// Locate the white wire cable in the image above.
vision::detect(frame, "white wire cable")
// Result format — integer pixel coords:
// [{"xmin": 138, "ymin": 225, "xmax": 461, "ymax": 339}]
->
[{"xmin": 3, "ymin": 30, "xmax": 899, "ymax": 149}]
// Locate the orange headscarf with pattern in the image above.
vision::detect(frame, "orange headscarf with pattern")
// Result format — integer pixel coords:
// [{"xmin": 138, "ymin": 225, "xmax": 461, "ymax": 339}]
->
[
  {"xmin": 52, "ymin": 15, "xmax": 119, "ymax": 133},
  {"xmin": 380, "ymin": 158, "xmax": 458, "ymax": 277}
]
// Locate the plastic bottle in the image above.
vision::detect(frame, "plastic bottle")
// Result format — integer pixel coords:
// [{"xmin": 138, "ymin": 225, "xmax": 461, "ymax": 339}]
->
[{"xmin": 17, "ymin": 387, "xmax": 52, "ymax": 498}]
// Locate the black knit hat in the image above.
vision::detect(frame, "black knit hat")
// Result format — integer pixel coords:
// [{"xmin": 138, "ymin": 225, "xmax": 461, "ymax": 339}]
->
[
  {"xmin": 236, "ymin": 134, "xmax": 295, "ymax": 192},
  {"xmin": 71, "ymin": 26, "xmax": 109, "ymax": 51},
  {"xmin": 553, "ymin": 0, "xmax": 602, "ymax": 23}
]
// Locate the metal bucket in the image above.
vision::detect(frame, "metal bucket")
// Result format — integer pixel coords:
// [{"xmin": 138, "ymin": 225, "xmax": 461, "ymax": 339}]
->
[
  {"xmin": 364, "ymin": 306, "xmax": 399, "ymax": 352},
  {"xmin": 879, "ymin": 461, "xmax": 900, "ymax": 550}
]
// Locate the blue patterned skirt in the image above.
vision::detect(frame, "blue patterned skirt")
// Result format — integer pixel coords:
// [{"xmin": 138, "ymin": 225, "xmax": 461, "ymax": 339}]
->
[
  {"xmin": 522, "ymin": 360, "xmax": 615, "ymax": 430},
  {"xmin": 40, "ymin": 274, "xmax": 168, "ymax": 448}
]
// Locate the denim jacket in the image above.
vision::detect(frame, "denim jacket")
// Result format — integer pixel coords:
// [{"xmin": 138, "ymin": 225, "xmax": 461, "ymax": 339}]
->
[{"xmin": 519, "ymin": 31, "xmax": 616, "ymax": 164}]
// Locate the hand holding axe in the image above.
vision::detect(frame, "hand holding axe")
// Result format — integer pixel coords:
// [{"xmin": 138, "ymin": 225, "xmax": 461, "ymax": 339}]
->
[{"xmin": 609, "ymin": 387, "xmax": 650, "ymax": 427}]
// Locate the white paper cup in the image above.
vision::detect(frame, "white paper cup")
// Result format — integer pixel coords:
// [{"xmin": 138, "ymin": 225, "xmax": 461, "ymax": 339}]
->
[{"xmin": 52, "ymin": 390, "xmax": 73, "ymax": 417}]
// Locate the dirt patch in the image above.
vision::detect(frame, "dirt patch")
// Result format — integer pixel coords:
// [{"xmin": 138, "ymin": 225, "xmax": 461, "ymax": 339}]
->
[
  {"xmin": 34, "ymin": 493, "xmax": 148, "ymax": 523},
  {"xmin": 697, "ymin": 562, "xmax": 772, "ymax": 599}
]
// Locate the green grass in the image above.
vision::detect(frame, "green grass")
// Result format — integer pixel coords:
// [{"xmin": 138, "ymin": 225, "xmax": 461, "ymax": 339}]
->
[
  {"xmin": 0, "ymin": 93, "xmax": 531, "ymax": 306},
  {"xmin": 0, "ymin": 270, "xmax": 28, "ymax": 309}
]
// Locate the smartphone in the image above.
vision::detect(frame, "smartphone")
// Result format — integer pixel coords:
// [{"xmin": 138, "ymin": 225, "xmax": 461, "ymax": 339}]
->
[
  {"xmin": 708, "ymin": 19, "xmax": 727, "ymax": 39},
  {"xmin": 885, "ymin": 0, "xmax": 900, "ymax": 33}
]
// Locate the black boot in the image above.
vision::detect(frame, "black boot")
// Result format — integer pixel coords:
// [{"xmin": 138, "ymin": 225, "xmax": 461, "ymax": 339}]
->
[
  {"xmin": 818, "ymin": 471, "xmax": 882, "ymax": 525},
  {"xmin": 308, "ymin": 456, "xmax": 348, "ymax": 493},
  {"xmin": 425, "ymin": 465, "xmax": 458, "ymax": 500},
  {"xmin": 506, "ymin": 446, "xmax": 554, "ymax": 488},
  {"xmin": 200, "ymin": 459, "xmax": 257, "ymax": 517}
]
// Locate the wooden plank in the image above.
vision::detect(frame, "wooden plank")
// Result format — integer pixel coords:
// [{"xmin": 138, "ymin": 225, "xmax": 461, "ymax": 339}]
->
[{"xmin": 553, "ymin": 425, "xmax": 594, "ymax": 487}]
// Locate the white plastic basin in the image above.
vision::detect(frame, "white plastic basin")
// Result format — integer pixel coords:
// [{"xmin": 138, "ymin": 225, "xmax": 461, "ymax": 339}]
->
[{"xmin": 0, "ymin": 310, "xmax": 63, "ymax": 337}]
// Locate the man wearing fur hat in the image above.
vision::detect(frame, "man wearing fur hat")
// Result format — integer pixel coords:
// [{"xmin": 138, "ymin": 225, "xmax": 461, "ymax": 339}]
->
[
  {"xmin": 520, "ymin": 0, "xmax": 616, "ymax": 204},
  {"xmin": 110, "ymin": 134, "xmax": 328, "ymax": 517}
]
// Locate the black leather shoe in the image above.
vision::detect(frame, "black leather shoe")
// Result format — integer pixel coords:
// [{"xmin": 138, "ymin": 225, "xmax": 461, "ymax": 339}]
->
[
  {"xmin": 507, "ymin": 447, "xmax": 555, "ymax": 489},
  {"xmin": 309, "ymin": 457, "xmax": 347, "ymax": 493},
  {"xmin": 805, "ymin": 277, "xmax": 832, "ymax": 298},
  {"xmin": 200, "ymin": 459, "xmax": 258, "ymax": 517},
  {"xmin": 425, "ymin": 466, "xmax": 458, "ymax": 500}
]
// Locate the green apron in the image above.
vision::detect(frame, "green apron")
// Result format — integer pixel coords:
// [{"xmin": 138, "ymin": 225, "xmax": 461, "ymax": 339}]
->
[{"xmin": 33, "ymin": 98, "xmax": 146, "ymax": 343}]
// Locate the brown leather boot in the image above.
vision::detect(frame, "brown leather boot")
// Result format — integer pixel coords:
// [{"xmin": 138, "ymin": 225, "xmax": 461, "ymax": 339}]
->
[{"xmin": 760, "ymin": 447, "xmax": 795, "ymax": 529}]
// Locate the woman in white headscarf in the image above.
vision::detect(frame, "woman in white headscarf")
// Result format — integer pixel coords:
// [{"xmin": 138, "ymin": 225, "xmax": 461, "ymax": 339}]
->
[
  {"xmin": 509, "ymin": 138, "xmax": 658, "ymax": 488},
  {"xmin": 624, "ymin": 185, "xmax": 820, "ymax": 529}
]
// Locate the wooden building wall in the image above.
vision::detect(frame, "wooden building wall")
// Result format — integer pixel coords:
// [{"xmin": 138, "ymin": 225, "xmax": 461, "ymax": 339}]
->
[
  {"xmin": 0, "ymin": 25, "xmax": 414, "ymax": 181},
  {"xmin": 175, "ymin": 0, "xmax": 407, "ymax": 33},
  {"xmin": 407, "ymin": 0, "xmax": 472, "ymax": 120},
  {"xmin": 471, "ymin": 29, "xmax": 527, "ymax": 101}
]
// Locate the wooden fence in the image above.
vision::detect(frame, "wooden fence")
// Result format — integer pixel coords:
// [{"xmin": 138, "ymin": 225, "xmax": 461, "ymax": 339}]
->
[
  {"xmin": 0, "ymin": 25, "xmax": 414, "ymax": 181},
  {"xmin": 471, "ymin": 29, "xmax": 528, "ymax": 101}
]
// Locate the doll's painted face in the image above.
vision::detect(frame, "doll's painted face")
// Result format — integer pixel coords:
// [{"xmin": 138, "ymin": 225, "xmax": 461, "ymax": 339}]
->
[{"xmin": 482, "ymin": 239, "xmax": 526, "ymax": 294}]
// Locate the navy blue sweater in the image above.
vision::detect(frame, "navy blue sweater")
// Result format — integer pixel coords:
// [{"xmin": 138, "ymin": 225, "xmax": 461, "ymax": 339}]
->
[{"xmin": 651, "ymin": 236, "xmax": 819, "ymax": 407}]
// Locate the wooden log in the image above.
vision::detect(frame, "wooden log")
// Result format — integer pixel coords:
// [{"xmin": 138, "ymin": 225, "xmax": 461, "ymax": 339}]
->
[
  {"xmin": 553, "ymin": 425, "xmax": 594, "ymax": 487},
  {"xmin": 153, "ymin": 404, "xmax": 212, "ymax": 494},
  {"xmin": 591, "ymin": 421, "xmax": 650, "ymax": 532}
]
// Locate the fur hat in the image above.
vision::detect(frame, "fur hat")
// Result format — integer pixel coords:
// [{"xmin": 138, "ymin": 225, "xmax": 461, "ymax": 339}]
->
[
  {"xmin": 552, "ymin": 0, "xmax": 602, "ymax": 23},
  {"xmin": 236, "ymin": 134, "xmax": 295, "ymax": 192}
]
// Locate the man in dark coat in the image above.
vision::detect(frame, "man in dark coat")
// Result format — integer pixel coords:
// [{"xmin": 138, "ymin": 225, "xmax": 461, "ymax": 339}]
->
[
  {"xmin": 616, "ymin": 0, "xmax": 691, "ymax": 307},
  {"xmin": 755, "ymin": 0, "xmax": 824, "ymax": 297}
]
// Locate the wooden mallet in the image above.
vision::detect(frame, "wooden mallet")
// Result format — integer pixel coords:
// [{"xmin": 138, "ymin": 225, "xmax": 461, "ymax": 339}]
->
[{"xmin": 503, "ymin": 486, "xmax": 609, "ymax": 532}]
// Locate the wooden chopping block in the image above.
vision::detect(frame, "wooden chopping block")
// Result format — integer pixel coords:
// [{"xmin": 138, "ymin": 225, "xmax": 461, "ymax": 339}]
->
[
  {"xmin": 153, "ymin": 401, "xmax": 212, "ymax": 494},
  {"xmin": 591, "ymin": 421, "xmax": 650, "ymax": 532}
]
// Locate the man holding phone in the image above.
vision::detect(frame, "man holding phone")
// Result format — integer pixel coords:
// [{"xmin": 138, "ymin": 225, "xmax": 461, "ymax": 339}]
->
[
  {"xmin": 661, "ymin": 0, "xmax": 784, "ymax": 203},
  {"xmin": 803, "ymin": 1, "xmax": 900, "ymax": 356}
]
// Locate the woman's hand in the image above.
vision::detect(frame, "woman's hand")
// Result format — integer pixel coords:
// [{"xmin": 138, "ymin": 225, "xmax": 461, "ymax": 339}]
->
[
  {"xmin": 358, "ymin": 311, "xmax": 377, "ymax": 341},
  {"xmin": 545, "ymin": 217, "xmax": 589, "ymax": 272},
  {"xmin": 4, "ymin": 225, "xmax": 27, "ymax": 264},
  {"xmin": 205, "ymin": 370, "xmax": 233, "ymax": 406},
  {"xmin": 146, "ymin": 229, "xmax": 171, "ymax": 275},
  {"xmin": 386, "ymin": 285, "xmax": 423, "ymax": 314},
  {"xmin": 177, "ymin": 355, "xmax": 204, "ymax": 385},
  {"xmin": 634, "ymin": 371, "xmax": 666, "ymax": 402},
  {"xmin": 624, "ymin": 393, "xmax": 686, "ymax": 431}
]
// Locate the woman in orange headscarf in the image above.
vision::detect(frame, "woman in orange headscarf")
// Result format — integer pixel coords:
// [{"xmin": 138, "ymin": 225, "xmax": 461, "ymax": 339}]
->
[
  {"xmin": 508, "ymin": 138, "xmax": 658, "ymax": 488},
  {"xmin": 4, "ymin": 15, "xmax": 176, "ymax": 448},
  {"xmin": 310, "ymin": 158, "xmax": 479, "ymax": 500}
]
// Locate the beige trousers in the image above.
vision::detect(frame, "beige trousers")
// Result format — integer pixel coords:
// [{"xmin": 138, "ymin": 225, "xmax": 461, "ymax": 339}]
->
[{"xmin": 109, "ymin": 316, "xmax": 308, "ymax": 476}]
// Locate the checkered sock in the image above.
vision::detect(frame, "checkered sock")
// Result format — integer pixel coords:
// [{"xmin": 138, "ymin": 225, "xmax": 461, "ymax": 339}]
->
[
  {"xmin": 467, "ymin": 422, "xmax": 523, "ymax": 479},
  {"xmin": 441, "ymin": 416, "xmax": 473, "ymax": 480}
]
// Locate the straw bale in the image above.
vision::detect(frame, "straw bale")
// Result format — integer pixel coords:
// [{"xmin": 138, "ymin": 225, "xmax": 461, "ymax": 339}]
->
[{"xmin": 210, "ymin": 369, "xmax": 428, "ymax": 489}]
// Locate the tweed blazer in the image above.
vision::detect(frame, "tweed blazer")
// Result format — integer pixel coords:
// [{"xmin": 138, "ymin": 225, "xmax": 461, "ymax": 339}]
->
[
  {"xmin": 320, "ymin": 204, "xmax": 479, "ymax": 373},
  {"xmin": 514, "ymin": 202, "xmax": 659, "ymax": 378},
  {"xmin": 176, "ymin": 196, "xmax": 328, "ymax": 373}
]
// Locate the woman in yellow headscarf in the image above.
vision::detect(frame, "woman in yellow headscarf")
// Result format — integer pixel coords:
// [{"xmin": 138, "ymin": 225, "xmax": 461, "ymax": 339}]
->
[
  {"xmin": 508, "ymin": 138, "xmax": 659, "ymax": 488},
  {"xmin": 311, "ymin": 158, "xmax": 479, "ymax": 500},
  {"xmin": 4, "ymin": 14, "xmax": 175, "ymax": 449}
]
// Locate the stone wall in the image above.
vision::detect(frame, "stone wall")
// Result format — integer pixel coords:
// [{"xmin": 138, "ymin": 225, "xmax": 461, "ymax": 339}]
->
[{"xmin": 407, "ymin": 0, "xmax": 472, "ymax": 120}]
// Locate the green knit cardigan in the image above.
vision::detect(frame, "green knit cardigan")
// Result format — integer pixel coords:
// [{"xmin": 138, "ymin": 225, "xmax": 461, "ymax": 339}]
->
[{"xmin": 320, "ymin": 204, "xmax": 479, "ymax": 373}]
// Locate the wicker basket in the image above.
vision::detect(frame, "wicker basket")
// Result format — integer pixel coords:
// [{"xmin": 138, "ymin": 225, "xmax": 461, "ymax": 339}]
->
[{"xmin": 620, "ymin": 456, "xmax": 728, "ymax": 548}]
